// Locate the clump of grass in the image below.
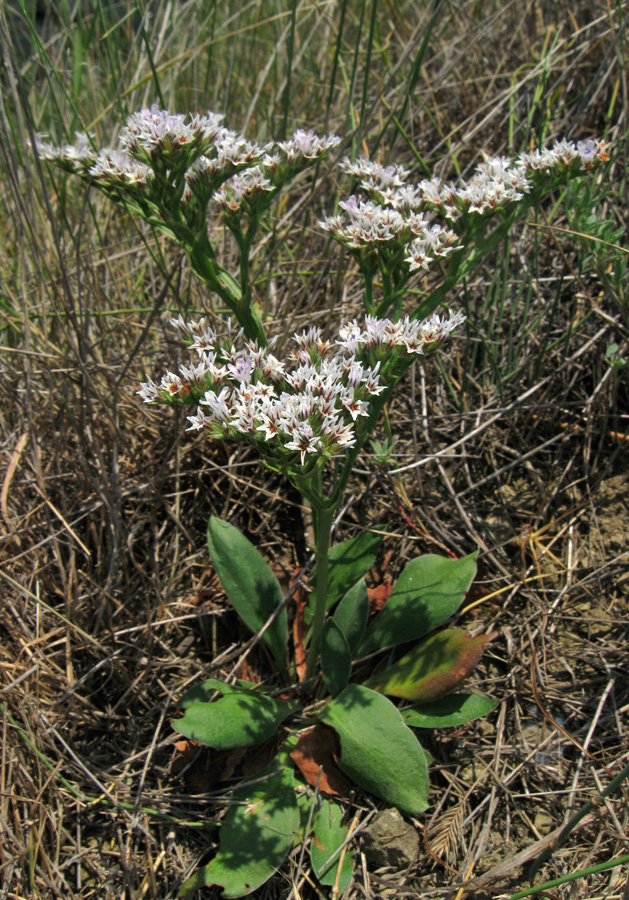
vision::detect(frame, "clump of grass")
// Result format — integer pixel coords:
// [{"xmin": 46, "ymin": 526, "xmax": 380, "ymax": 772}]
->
[{"xmin": 1, "ymin": 1, "xmax": 628, "ymax": 898}]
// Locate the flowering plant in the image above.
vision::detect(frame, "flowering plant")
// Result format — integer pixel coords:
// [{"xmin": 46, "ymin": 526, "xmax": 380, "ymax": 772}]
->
[
  {"xmin": 34, "ymin": 108, "xmax": 610, "ymax": 897},
  {"xmin": 140, "ymin": 309, "xmax": 466, "ymax": 684},
  {"xmin": 33, "ymin": 106, "xmax": 608, "ymax": 347}
]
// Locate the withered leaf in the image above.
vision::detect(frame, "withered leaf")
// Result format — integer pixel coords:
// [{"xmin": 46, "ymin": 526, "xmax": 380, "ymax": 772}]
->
[{"xmin": 290, "ymin": 725, "xmax": 353, "ymax": 798}]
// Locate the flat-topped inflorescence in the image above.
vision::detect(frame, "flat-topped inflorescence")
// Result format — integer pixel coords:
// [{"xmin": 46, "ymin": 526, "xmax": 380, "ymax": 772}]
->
[
  {"xmin": 138, "ymin": 310, "xmax": 465, "ymax": 472},
  {"xmin": 32, "ymin": 106, "xmax": 343, "ymax": 348},
  {"xmin": 32, "ymin": 104, "xmax": 340, "ymax": 201},
  {"xmin": 32, "ymin": 114, "xmax": 610, "ymax": 346},
  {"xmin": 321, "ymin": 138, "xmax": 609, "ymax": 256}
]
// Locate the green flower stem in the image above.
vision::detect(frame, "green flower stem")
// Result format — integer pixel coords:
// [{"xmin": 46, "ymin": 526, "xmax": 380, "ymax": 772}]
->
[
  {"xmin": 324, "ymin": 385, "xmax": 393, "ymax": 512},
  {"xmin": 381, "ymin": 265, "xmax": 393, "ymax": 310},
  {"xmin": 237, "ymin": 220, "xmax": 269, "ymax": 347},
  {"xmin": 304, "ymin": 498, "xmax": 335, "ymax": 683},
  {"xmin": 189, "ymin": 227, "xmax": 268, "ymax": 346},
  {"xmin": 362, "ymin": 267, "xmax": 376, "ymax": 315},
  {"xmin": 236, "ymin": 299, "xmax": 267, "ymax": 347}
]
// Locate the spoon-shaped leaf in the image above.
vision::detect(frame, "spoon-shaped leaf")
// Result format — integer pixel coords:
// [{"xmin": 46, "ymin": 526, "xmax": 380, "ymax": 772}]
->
[
  {"xmin": 318, "ymin": 684, "xmax": 428, "ymax": 815},
  {"xmin": 180, "ymin": 767, "xmax": 299, "ymax": 898},
  {"xmin": 207, "ymin": 516, "xmax": 288, "ymax": 669},
  {"xmin": 174, "ymin": 692, "xmax": 300, "ymax": 750},
  {"xmin": 358, "ymin": 552, "xmax": 477, "ymax": 655}
]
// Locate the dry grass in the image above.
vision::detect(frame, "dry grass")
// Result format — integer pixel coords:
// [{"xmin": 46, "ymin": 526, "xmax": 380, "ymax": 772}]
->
[{"xmin": 1, "ymin": 1, "xmax": 628, "ymax": 898}]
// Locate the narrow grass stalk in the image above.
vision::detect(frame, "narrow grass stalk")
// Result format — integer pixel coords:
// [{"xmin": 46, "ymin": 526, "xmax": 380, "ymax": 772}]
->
[
  {"xmin": 512, "ymin": 853, "xmax": 629, "ymax": 899},
  {"xmin": 323, "ymin": 0, "xmax": 348, "ymax": 131},
  {"xmin": 1, "ymin": 703, "xmax": 202, "ymax": 825},
  {"xmin": 280, "ymin": 0, "xmax": 298, "ymax": 140},
  {"xmin": 357, "ymin": 0, "xmax": 379, "ymax": 151},
  {"xmin": 528, "ymin": 757, "xmax": 629, "ymax": 880}
]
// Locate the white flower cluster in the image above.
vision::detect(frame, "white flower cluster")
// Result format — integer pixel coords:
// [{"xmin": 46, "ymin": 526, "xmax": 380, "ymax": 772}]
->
[
  {"xmin": 275, "ymin": 129, "xmax": 341, "ymax": 163},
  {"xmin": 320, "ymin": 137, "xmax": 609, "ymax": 258},
  {"xmin": 213, "ymin": 167, "xmax": 274, "ymax": 212},
  {"xmin": 138, "ymin": 310, "xmax": 465, "ymax": 467},
  {"xmin": 336, "ymin": 310, "xmax": 467, "ymax": 354},
  {"xmin": 120, "ymin": 108, "xmax": 225, "ymax": 157},
  {"xmin": 32, "ymin": 105, "xmax": 341, "ymax": 211},
  {"xmin": 322, "ymin": 196, "xmax": 406, "ymax": 247},
  {"xmin": 519, "ymin": 138, "xmax": 608, "ymax": 171},
  {"xmin": 436, "ymin": 157, "xmax": 531, "ymax": 219},
  {"xmin": 320, "ymin": 194, "xmax": 459, "ymax": 268},
  {"xmin": 32, "ymin": 131, "xmax": 97, "ymax": 172},
  {"xmin": 421, "ymin": 138, "xmax": 608, "ymax": 219},
  {"xmin": 89, "ymin": 149, "xmax": 153, "ymax": 186}
]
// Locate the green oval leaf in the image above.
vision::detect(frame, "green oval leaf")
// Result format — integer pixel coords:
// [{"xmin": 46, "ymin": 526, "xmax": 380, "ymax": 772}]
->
[
  {"xmin": 402, "ymin": 692, "xmax": 498, "ymax": 728},
  {"xmin": 207, "ymin": 516, "xmax": 288, "ymax": 669},
  {"xmin": 318, "ymin": 685, "xmax": 428, "ymax": 815},
  {"xmin": 181, "ymin": 767, "xmax": 299, "ymax": 898},
  {"xmin": 174, "ymin": 692, "xmax": 300, "ymax": 749},
  {"xmin": 358, "ymin": 552, "xmax": 477, "ymax": 655},
  {"xmin": 178, "ymin": 678, "xmax": 269, "ymax": 710},
  {"xmin": 321, "ymin": 619, "xmax": 352, "ymax": 697},
  {"xmin": 366, "ymin": 629, "xmax": 492, "ymax": 702},
  {"xmin": 307, "ymin": 531, "xmax": 382, "ymax": 625},
  {"xmin": 333, "ymin": 578, "xmax": 369, "ymax": 653},
  {"xmin": 310, "ymin": 798, "xmax": 354, "ymax": 892}
]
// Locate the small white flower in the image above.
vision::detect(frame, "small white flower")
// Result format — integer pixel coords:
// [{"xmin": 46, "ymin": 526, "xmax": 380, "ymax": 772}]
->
[
  {"xmin": 285, "ymin": 423, "xmax": 323, "ymax": 465},
  {"xmin": 160, "ymin": 372, "xmax": 185, "ymax": 395},
  {"xmin": 227, "ymin": 357, "xmax": 254, "ymax": 384},
  {"xmin": 137, "ymin": 377, "xmax": 159, "ymax": 402},
  {"xmin": 187, "ymin": 407, "xmax": 214, "ymax": 430},
  {"xmin": 339, "ymin": 386, "xmax": 369, "ymax": 420},
  {"xmin": 200, "ymin": 387, "xmax": 233, "ymax": 423}
]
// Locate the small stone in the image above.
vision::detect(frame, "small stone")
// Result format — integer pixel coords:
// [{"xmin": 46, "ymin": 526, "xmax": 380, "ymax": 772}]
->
[
  {"xmin": 534, "ymin": 811, "xmax": 554, "ymax": 835},
  {"xmin": 361, "ymin": 808, "xmax": 420, "ymax": 869}
]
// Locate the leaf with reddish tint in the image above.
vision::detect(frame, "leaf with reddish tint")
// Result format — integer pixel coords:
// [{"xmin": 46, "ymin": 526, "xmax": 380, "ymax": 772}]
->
[
  {"xmin": 367, "ymin": 580, "xmax": 392, "ymax": 613},
  {"xmin": 366, "ymin": 629, "xmax": 494, "ymax": 702},
  {"xmin": 290, "ymin": 726, "xmax": 353, "ymax": 799}
]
